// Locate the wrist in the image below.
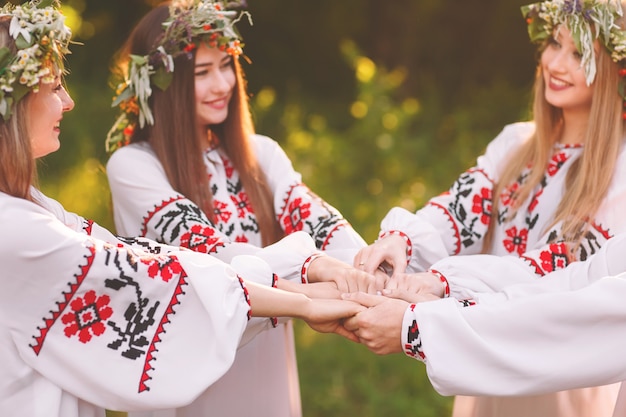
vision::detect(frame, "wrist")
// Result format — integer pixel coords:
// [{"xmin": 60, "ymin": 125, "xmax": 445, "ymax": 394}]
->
[
  {"xmin": 378, "ymin": 230, "xmax": 412, "ymax": 265},
  {"xmin": 428, "ymin": 269, "xmax": 450, "ymax": 298},
  {"xmin": 301, "ymin": 252, "xmax": 325, "ymax": 283}
]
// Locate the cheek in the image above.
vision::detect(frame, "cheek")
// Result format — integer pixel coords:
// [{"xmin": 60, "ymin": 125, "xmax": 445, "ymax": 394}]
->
[{"xmin": 225, "ymin": 68, "xmax": 236, "ymax": 90}]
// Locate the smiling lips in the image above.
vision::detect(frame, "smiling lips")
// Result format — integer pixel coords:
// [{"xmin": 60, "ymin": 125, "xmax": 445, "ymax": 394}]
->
[
  {"xmin": 548, "ymin": 76, "xmax": 571, "ymax": 91},
  {"xmin": 205, "ymin": 96, "xmax": 229, "ymax": 109}
]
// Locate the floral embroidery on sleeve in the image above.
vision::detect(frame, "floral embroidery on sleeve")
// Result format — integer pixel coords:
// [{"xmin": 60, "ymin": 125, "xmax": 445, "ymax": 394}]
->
[{"xmin": 61, "ymin": 290, "xmax": 113, "ymax": 343}]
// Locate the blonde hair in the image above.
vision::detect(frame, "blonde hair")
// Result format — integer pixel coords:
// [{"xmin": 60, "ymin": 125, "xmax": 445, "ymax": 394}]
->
[{"xmin": 483, "ymin": 8, "xmax": 625, "ymax": 253}]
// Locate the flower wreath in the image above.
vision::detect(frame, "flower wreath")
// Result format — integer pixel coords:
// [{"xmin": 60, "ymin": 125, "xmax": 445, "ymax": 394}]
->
[
  {"xmin": 0, "ymin": 0, "xmax": 72, "ymax": 121},
  {"xmin": 104, "ymin": 0, "xmax": 251, "ymax": 154},
  {"xmin": 521, "ymin": 0, "xmax": 626, "ymax": 86}
]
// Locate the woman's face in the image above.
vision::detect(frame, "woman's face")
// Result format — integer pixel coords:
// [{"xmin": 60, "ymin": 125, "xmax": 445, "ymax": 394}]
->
[
  {"xmin": 28, "ymin": 76, "xmax": 75, "ymax": 159},
  {"xmin": 194, "ymin": 43, "xmax": 236, "ymax": 130},
  {"xmin": 541, "ymin": 25, "xmax": 595, "ymax": 116}
]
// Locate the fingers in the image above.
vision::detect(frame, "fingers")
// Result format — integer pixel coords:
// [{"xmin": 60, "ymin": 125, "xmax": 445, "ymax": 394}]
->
[
  {"xmin": 334, "ymin": 325, "xmax": 360, "ymax": 343},
  {"xmin": 341, "ymin": 291, "xmax": 386, "ymax": 308}
]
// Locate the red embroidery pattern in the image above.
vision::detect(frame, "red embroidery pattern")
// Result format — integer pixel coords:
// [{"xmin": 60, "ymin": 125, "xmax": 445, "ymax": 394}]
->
[
  {"xmin": 539, "ymin": 242, "xmax": 569, "ymax": 273},
  {"xmin": 140, "ymin": 254, "xmax": 185, "ymax": 283},
  {"xmin": 301, "ymin": 253, "xmax": 325, "ymax": 283},
  {"xmin": 547, "ymin": 152, "xmax": 568, "ymax": 176},
  {"xmin": 471, "ymin": 187, "xmax": 492, "ymax": 226},
  {"xmin": 138, "ymin": 268, "xmax": 189, "ymax": 393},
  {"xmin": 319, "ymin": 220, "xmax": 350, "ymax": 251},
  {"xmin": 230, "ymin": 192, "xmax": 253, "ymax": 218},
  {"xmin": 404, "ymin": 304, "xmax": 425, "ymax": 360},
  {"xmin": 237, "ymin": 275, "xmax": 252, "ymax": 320},
  {"xmin": 234, "ymin": 234, "xmax": 249, "ymax": 242},
  {"xmin": 83, "ymin": 219, "xmax": 94, "ymax": 235},
  {"xmin": 30, "ymin": 244, "xmax": 97, "ymax": 355},
  {"xmin": 61, "ymin": 290, "xmax": 113, "ymax": 343},
  {"xmin": 503, "ymin": 226, "xmax": 528, "ymax": 255},
  {"xmin": 180, "ymin": 224, "xmax": 222, "ymax": 253},
  {"xmin": 426, "ymin": 168, "xmax": 494, "ymax": 255},
  {"xmin": 141, "ymin": 196, "xmax": 186, "ymax": 237},
  {"xmin": 428, "ymin": 201, "xmax": 463, "ymax": 255},
  {"xmin": 213, "ymin": 200, "xmax": 232, "ymax": 223},
  {"xmin": 282, "ymin": 197, "xmax": 312, "ymax": 233}
]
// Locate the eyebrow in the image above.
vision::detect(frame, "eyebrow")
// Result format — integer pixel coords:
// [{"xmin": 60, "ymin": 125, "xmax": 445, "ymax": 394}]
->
[{"xmin": 195, "ymin": 56, "xmax": 232, "ymax": 69}]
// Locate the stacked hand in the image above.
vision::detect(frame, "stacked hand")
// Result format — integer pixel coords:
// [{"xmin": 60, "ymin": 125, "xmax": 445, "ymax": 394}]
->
[{"xmin": 278, "ymin": 249, "xmax": 446, "ymax": 351}]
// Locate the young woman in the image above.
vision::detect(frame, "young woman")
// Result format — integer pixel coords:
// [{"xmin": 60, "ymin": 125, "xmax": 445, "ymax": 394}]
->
[
  {"xmin": 104, "ymin": 1, "xmax": 374, "ymax": 416},
  {"xmin": 0, "ymin": 2, "xmax": 364, "ymax": 416},
  {"xmin": 353, "ymin": 0, "xmax": 626, "ymax": 416}
]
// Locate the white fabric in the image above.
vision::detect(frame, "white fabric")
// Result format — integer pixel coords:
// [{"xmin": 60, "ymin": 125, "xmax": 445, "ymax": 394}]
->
[
  {"xmin": 0, "ymin": 190, "xmax": 280, "ymax": 417},
  {"xmin": 382, "ymin": 122, "xmax": 626, "ymax": 416},
  {"xmin": 403, "ymin": 273, "xmax": 626, "ymax": 398},
  {"xmin": 106, "ymin": 134, "xmax": 366, "ymax": 417}
]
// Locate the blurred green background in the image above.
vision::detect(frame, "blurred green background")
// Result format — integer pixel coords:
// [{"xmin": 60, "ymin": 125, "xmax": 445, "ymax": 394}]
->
[{"xmin": 28, "ymin": 0, "xmax": 536, "ymax": 415}]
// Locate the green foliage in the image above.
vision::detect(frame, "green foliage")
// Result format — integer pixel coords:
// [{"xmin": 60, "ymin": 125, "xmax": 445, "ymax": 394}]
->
[{"xmin": 294, "ymin": 323, "xmax": 452, "ymax": 417}]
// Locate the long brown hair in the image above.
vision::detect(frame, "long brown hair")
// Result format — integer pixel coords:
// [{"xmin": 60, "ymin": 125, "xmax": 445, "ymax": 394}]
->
[
  {"xmin": 483, "ymin": 10, "xmax": 625, "ymax": 252},
  {"xmin": 0, "ymin": 17, "xmax": 36, "ymax": 201},
  {"xmin": 111, "ymin": 3, "xmax": 284, "ymax": 245}
]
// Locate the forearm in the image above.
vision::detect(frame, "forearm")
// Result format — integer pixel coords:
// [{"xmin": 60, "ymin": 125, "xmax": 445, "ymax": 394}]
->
[{"xmin": 245, "ymin": 280, "xmax": 311, "ymax": 319}]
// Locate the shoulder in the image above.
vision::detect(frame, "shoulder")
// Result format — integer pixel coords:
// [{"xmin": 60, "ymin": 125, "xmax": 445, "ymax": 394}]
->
[
  {"xmin": 106, "ymin": 142, "xmax": 160, "ymax": 171},
  {"xmin": 249, "ymin": 133, "xmax": 290, "ymax": 160},
  {"xmin": 493, "ymin": 121, "xmax": 535, "ymax": 144},
  {"xmin": 249, "ymin": 133, "xmax": 281, "ymax": 150},
  {"xmin": 484, "ymin": 121, "xmax": 535, "ymax": 154}
]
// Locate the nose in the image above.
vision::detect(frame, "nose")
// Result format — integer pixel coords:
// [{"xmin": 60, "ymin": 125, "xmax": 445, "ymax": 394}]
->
[
  {"xmin": 545, "ymin": 48, "xmax": 569, "ymax": 73},
  {"xmin": 61, "ymin": 86, "xmax": 75, "ymax": 112},
  {"xmin": 210, "ymin": 69, "xmax": 232, "ymax": 94}
]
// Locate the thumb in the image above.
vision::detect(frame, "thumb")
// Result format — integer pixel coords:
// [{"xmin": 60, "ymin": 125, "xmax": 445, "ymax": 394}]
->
[
  {"xmin": 382, "ymin": 288, "xmax": 439, "ymax": 303},
  {"xmin": 341, "ymin": 291, "xmax": 385, "ymax": 308}
]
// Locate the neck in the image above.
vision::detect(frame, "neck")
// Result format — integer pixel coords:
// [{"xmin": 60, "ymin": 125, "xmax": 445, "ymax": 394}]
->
[{"xmin": 559, "ymin": 110, "xmax": 589, "ymax": 145}]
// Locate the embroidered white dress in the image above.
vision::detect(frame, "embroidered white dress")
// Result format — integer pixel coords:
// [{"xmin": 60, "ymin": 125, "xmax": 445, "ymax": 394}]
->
[
  {"xmin": 400, "ymin": 232, "xmax": 626, "ymax": 416},
  {"xmin": 380, "ymin": 121, "xmax": 626, "ymax": 417},
  {"xmin": 0, "ymin": 189, "xmax": 309, "ymax": 417},
  {"xmin": 106, "ymin": 134, "xmax": 366, "ymax": 417}
]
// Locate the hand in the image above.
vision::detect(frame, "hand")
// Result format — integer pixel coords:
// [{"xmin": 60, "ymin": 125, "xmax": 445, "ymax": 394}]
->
[
  {"xmin": 300, "ymin": 298, "xmax": 365, "ymax": 342},
  {"xmin": 384, "ymin": 272, "xmax": 446, "ymax": 301},
  {"xmin": 308, "ymin": 255, "xmax": 387, "ymax": 294},
  {"xmin": 353, "ymin": 235, "xmax": 408, "ymax": 276},
  {"xmin": 342, "ymin": 292, "xmax": 409, "ymax": 355},
  {"xmin": 277, "ymin": 278, "xmax": 342, "ymax": 299}
]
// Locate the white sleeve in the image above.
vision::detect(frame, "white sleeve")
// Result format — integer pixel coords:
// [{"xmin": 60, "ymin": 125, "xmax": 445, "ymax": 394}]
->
[
  {"xmin": 432, "ymin": 232, "xmax": 626, "ymax": 302},
  {"xmin": 380, "ymin": 122, "xmax": 534, "ymax": 271},
  {"xmin": 0, "ymin": 196, "xmax": 271, "ymax": 412},
  {"xmin": 403, "ymin": 276, "xmax": 626, "ymax": 396},
  {"xmin": 254, "ymin": 135, "xmax": 367, "ymax": 264}
]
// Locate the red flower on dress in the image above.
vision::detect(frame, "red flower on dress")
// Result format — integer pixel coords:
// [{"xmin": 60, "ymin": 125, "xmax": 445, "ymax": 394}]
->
[
  {"xmin": 547, "ymin": 152, "xmax": 568, "ymax": 176},
  {"xmin": 140, "ymin": 254, "xmax": 184, "ymax": 282},
  {"xmin": 213, "ymin": 200, "xmax": 232, "ymax": 223},
  {"xmin": 502, "ymin": 226, "xmax": 528, "ymax": 255},
  {"xmin": 180, "ymin": 224, "xmax": 221, "ymax": 253},
  {"xmin": 539, "ymin": 242, "xmax": 569, "ymax": 273},
  {"xmin": 282, "ymin": 198, "xmax": 312, "ymax": 233},
  {"xmin": 471, "ymin": 187, "xmax": 492, "ymax": 225},
  {"xmin": 61, "ymin": 290, "xmax": 113, "ymax": 344},
  {"xmin": 500, "ymin": 182, "xmax": 519, "ymax": 207},
  {"xmin": 231, "ymin": 192, "xmax": 252, "ymax": 218}
]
